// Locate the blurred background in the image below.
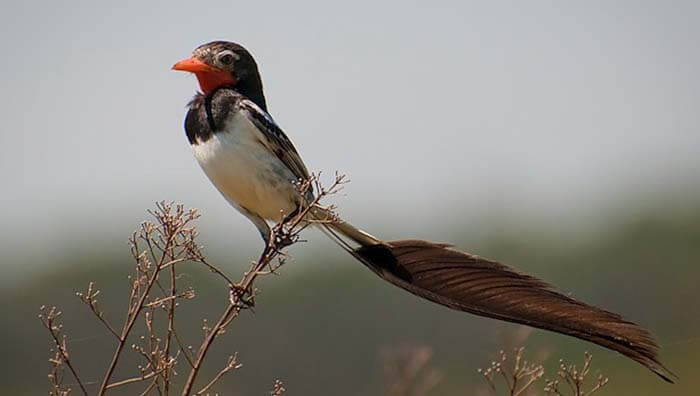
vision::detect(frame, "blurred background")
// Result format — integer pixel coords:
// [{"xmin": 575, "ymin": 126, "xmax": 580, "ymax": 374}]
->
[{"xmin": 2, "ymin": 0, "xmax": 699, "ymax": 394}]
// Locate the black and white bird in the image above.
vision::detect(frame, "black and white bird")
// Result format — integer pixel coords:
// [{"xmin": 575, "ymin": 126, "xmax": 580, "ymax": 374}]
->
[{"xmin": 173, "ymin": 40, "xmax": 673, "ymax": 382}]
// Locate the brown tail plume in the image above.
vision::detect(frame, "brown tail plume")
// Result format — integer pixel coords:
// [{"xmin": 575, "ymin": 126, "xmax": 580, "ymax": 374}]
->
[
  {"xmin": 310, "ymin": 209, "xmax": 673, "ymax": 382},
  {"xmin": 354, "ymin": 239, "xmax": 675, "ymax": 382}
]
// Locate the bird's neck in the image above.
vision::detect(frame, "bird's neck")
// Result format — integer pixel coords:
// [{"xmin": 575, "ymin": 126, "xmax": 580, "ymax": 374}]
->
[{"xmin": 235, "ymin": 75, "xmax": 267, "ymax": 112}]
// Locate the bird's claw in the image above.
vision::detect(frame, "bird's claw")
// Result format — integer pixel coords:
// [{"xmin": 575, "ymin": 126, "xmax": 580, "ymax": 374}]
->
[
  {"xmin": 274, "ymin": 232, "xmax": 297, "ymax": 249},
  {"xmin": 229, "ymin": 284, "xmax": 255, "ymax": 308}
]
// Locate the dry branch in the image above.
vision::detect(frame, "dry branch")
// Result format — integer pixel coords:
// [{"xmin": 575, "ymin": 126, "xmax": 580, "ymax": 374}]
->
[{"xmin": 40, "ymin": 173, "xmax": 344, "ymax": 395}]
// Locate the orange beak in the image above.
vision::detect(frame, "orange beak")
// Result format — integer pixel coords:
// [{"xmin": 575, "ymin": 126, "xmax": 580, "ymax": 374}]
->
[
  {"xmin": 172, "ymin": 56, "xmax": 236, "ymax": 94},
  {"xmin": 172, "ymin": 57, "xmax": 220, "ymax": 73}
]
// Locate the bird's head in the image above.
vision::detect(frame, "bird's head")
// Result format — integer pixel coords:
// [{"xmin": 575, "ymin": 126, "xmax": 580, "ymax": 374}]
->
[{"xmin": 172, "ymin": 41, "xmax": 260, "ymax": 96}]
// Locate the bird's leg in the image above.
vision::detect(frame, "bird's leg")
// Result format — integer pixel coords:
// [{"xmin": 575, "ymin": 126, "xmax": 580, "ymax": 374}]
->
[{"xmin": 242, "ymin": 213, "xmax": 272, "ymax": 265}]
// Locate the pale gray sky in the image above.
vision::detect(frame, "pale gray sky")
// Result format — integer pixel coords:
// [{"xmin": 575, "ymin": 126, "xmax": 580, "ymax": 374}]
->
[{"xmin": 2, "ymin": 1, "xmax": 698, "ymax": 278}]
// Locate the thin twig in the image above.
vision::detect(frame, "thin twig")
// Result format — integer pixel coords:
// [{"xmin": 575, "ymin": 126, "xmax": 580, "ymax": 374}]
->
[
  {"xmin": 139, "ymin": 379, "xmax": 159, "ymax": 396},
  {"xmin": 77, "ymin": 283, "xmax": 121, "ymax": 339},
  {"xmin": 195, "ymin": 354, "xmax": 242, "ymax": 395},
  {"xmin": 105, "ymin": 366, "xmax": 168, "ymax": 389},
  {"xmin": 163, "ymin": 240, "xmax": 178, "ymax": 395},
  {"xmin": 39, "ymin": 307, "xmax": 89, "ymax": 396}
]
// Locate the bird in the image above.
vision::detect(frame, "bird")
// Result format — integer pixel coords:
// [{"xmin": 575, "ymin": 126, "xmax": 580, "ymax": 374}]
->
[{"xmin": 172, "ymin": 40, "xmax": 674, "ymax": 382}]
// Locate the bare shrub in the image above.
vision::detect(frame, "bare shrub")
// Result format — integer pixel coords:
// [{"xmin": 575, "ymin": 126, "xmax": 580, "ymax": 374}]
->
[
  {"xmin": 543, "ymin": 353, "xmax": 609, "ymax": 396},
  {"xmin": 478, "ymin": 347, "xmax": 545, "ymax": 396},
  {"xmin": 478, "ymin": 348, "xmax": 608, "ymax": 396},
  {"xmin": 40, "ymin": 173, "xmax": 346, "ymax": 395}
]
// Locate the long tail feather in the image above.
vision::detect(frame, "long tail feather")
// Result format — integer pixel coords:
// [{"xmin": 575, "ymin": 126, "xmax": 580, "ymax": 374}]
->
[
  {"xmin": 309, "ymin": 207, "xmax": 674, "ymax": 382},
  {"xmin": 353, "ymin": 239, "xmax": 675, "ymax": 382}
]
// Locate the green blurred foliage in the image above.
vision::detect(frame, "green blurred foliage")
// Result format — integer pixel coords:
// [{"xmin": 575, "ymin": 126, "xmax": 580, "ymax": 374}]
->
[{"xmin": 1, "ymin": 199, "xmax": 698, "ymax": 395}]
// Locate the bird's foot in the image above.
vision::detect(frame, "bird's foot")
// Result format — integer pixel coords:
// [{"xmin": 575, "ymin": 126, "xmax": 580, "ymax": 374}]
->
[
  {"xmin": 274, "ymin": 232, "xmax": 298, "ymax": 249},
  {"xmin": 229, "ymin": 283, "xmax": 255, "ymax": 308}
]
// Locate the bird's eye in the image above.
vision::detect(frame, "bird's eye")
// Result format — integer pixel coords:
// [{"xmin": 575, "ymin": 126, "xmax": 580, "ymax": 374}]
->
[{"xmin": 217, "ymin": 51, "xmax": 238, "ymax": 65}]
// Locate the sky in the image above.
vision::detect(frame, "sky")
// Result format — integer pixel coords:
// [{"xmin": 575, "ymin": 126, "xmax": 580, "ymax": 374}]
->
[{"xmin": 2, "ymin": 1, "xmax": 699, "ymax": 278}]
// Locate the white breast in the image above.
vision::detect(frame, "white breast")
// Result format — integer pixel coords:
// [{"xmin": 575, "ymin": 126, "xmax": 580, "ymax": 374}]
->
[{"xmin": 192, "ymin": 111, "xmax": 300, "ymax": 221}]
